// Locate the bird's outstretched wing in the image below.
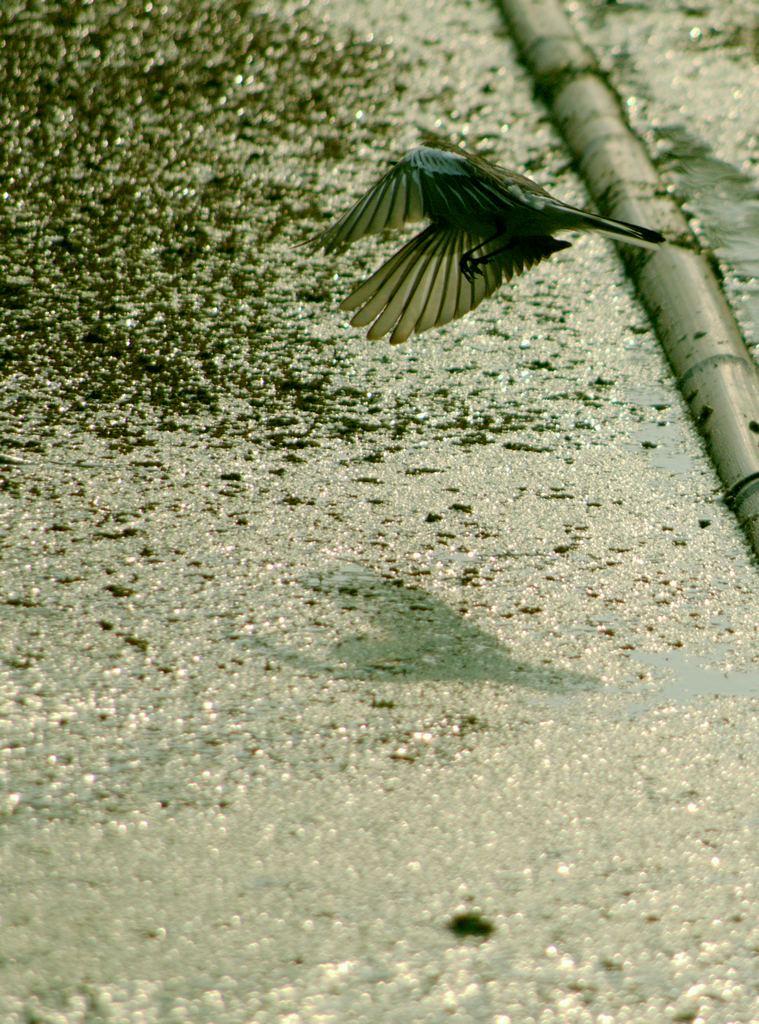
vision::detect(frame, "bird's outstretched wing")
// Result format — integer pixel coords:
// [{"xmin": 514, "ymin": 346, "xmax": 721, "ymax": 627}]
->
[
  {"xmin": 309, "ymin": 147, "xmax": 515, "ymax": 253},
  {"xmin": 308, "ymin": 140, "xmax": 664, "ymax": 254},
  {"xmin": 312, "ymin": 155, "xmax": 425, "ymax": 253},
  {"xmin": 342, "ymin": 227, "xmax": 570, "ymax": 344}
]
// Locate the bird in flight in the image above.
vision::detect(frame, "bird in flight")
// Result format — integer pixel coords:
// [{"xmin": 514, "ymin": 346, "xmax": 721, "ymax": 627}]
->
[{"xmin": 307, "ymin": 136, "xmax": 664, "ymax": 344}]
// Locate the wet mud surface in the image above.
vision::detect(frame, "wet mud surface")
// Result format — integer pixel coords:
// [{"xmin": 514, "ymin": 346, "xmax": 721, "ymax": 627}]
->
[{"xmin": 1, "ymin": 1, "xmax": 758, "ymax": 1021}]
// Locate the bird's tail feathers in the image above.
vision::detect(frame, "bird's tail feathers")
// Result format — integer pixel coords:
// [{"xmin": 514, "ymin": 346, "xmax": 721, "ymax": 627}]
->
[{"xmin": 570, "ymin": 209, "xmax": 664, "ymax": 250}]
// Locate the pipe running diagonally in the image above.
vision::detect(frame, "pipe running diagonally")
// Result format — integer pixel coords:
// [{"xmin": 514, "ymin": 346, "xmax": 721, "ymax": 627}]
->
[{"xmin": 496, "ymin": 0, "xmax": 759, "ymax": 558}]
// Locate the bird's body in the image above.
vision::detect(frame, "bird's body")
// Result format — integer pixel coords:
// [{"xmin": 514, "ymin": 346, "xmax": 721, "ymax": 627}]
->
[{"xmin": 309, "ymin": 137, "xmax": 664, "ymax": 344}]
